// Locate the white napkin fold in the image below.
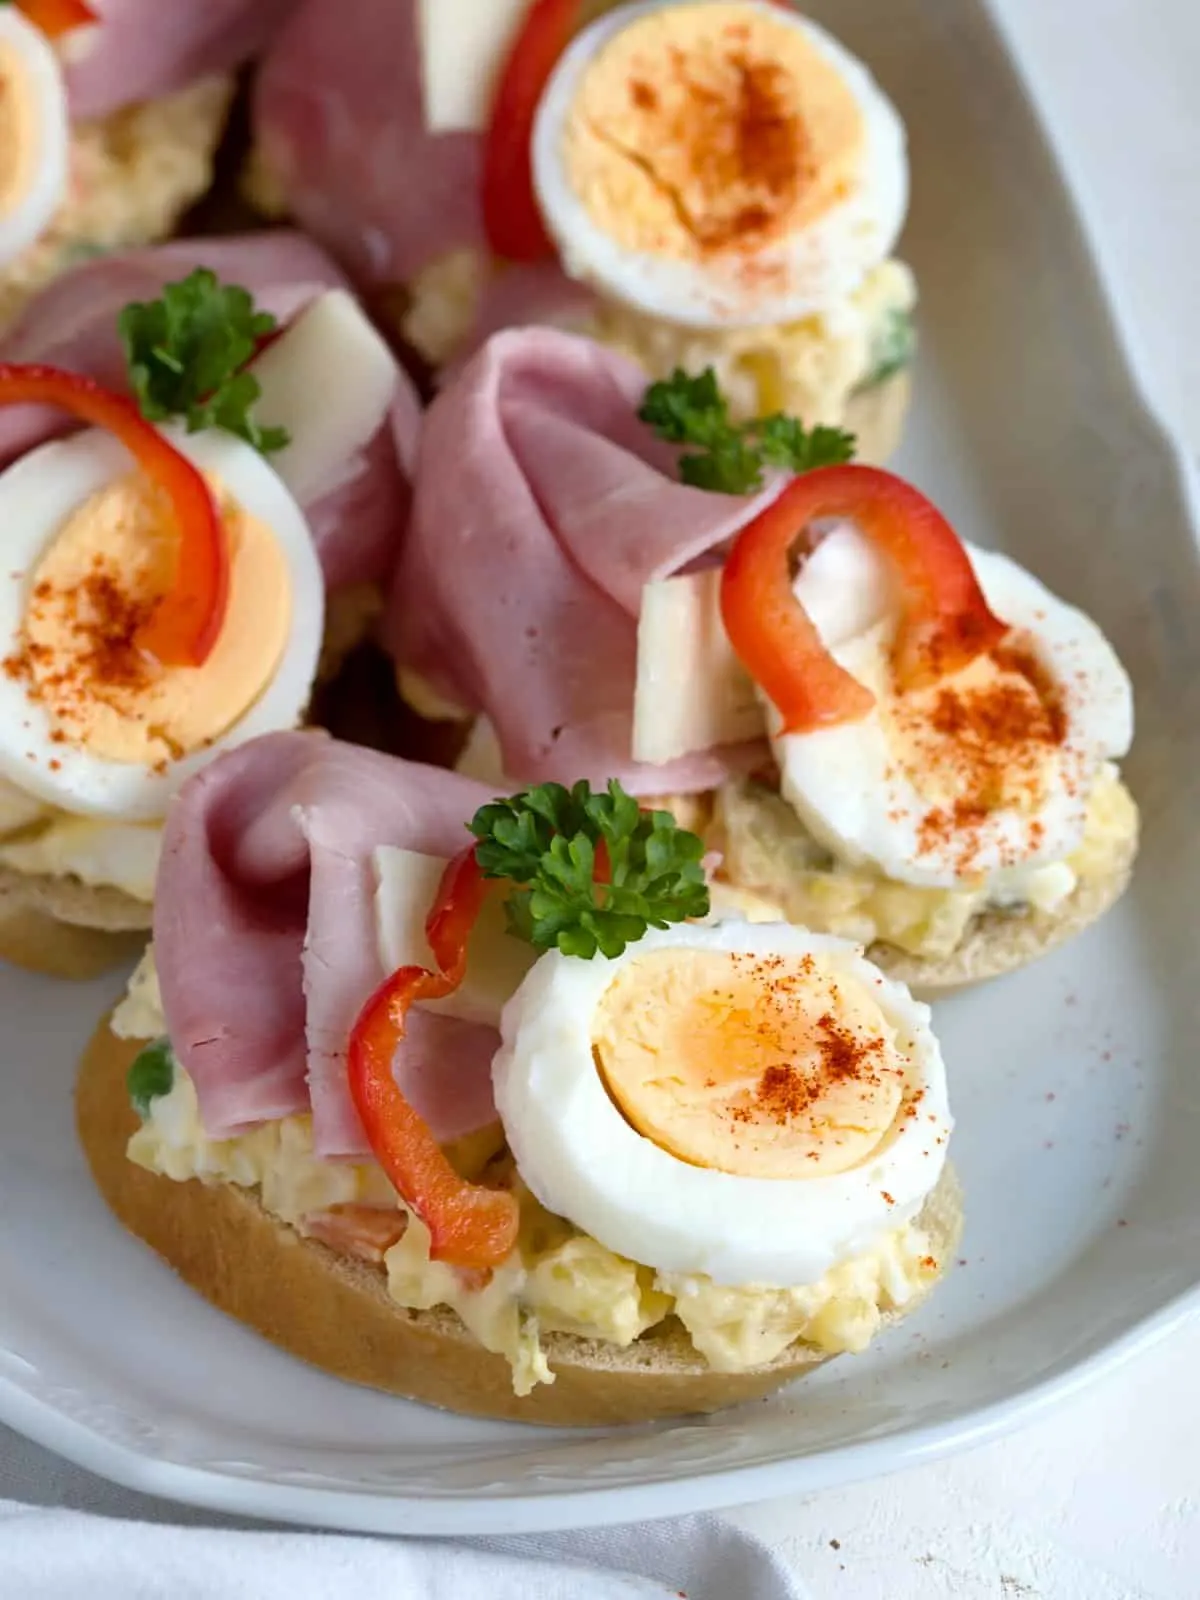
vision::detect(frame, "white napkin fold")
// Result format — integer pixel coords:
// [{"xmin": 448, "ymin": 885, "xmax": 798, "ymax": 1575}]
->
[{"xmin": 0, "ymin": 1498, "xmax": 813, "ymax": 1600}]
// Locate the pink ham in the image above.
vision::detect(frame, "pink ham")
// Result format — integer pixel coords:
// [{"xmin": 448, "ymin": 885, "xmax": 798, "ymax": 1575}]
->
[
  {"xmin": 0, "ymin": 233, "xmax": 419, "ymax": 589},
  {"xmin": 155, "ymin": 730, "xmax": 500, "ymax": 1157},
  {"xmin": 253, "ymin": 0, "xmax": 481, "ymax": 286},
  {"xmin": 65, "ymin": 0, "xmax": 301, "ymax": 122},
  {"xmin": 385, "ymin": 328, "xmax": 777, "ymax": 793},
  {"xmin": 252, "ymin": 0, "xmax": 593, "ymax": 343}
]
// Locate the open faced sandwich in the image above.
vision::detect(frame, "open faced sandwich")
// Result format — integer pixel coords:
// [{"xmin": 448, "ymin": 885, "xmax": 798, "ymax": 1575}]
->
[
  {"xmin": 80, "ymin": 731, "xmax": 961, "ymax": 1425},
  {"xmin": 250, "ymin": 0, "xmax": 915, "ymax": 458},
  {"xmin": 386, "ymin": 327, "xmax": 1137, "ymax": 993},
  {"xmin": 0, "ymin": 237, "xmax": 415, "ymax": 976}
]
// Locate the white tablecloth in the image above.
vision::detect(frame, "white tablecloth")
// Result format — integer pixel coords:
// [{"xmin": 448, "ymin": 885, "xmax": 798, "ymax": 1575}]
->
[{"xmin": 3, "ymin": 2, "xmax": 1199, "ymax": 1595}]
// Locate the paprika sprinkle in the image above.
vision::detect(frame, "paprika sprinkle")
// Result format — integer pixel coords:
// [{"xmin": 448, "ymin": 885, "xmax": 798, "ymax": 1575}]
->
[
  {"xmin": 563, "ymin": 3, "xmax": 866, "ymax": 264},
  {"xmin": 894, "ymin": 642, "xmax": 1074, "ymax": 876},
  {"xmin": 3, "ymin": 466, "xmax": 291, "ymax": 775}
]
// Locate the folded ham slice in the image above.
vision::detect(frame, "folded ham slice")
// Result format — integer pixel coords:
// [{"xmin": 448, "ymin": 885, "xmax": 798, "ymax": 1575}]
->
[
  {"xmin": 66, "ymin": 0, "xmax": 301, "ymax": 122},
  {"xmin": 0, "ymin": 233, "xmax": 419, "ymax": 590},
  {"xmin": 155, "ymin": 731, "xmax": 499, "ymax": 1158},
  {"xmin": 385, "ymin": 328, "xmax": 777, "ymax": 794},
  {"xmin": 252, "ymin": 0, "xmax": 587, "ymax": 345},
  {"xmin": 252, "ymin": 0, "xmax": 479, "ymax": 287}
]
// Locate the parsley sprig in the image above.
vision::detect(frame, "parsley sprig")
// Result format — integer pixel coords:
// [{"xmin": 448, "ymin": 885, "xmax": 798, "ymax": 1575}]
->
[
  {"xmin": 119, "ymin": 268, "xmax": 289, "ymax": 456},
  {"xmin": 470, "ymin": 780, "xmax": 710, "ymax": 960},
  {"xmin": 638, "ymin": 367, "xmax": 856, "ymax": 495}
]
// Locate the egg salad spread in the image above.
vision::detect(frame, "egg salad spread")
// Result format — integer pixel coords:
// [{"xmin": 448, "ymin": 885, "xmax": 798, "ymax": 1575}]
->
[
  {"xmin": 705, "ymin": 763, "xmax": 1138, "ymax": 961},
  {"xmin": 402, "ymin": 249, "xmax": 914, "ymax": 430},
  {"xmin": 592, "ymin": 259, "xmax": 914, "ymax": 425},
  {"xmin": 0, "ymin": 76, "xmax": 233, "ymax": 334},
  {"xmin": 0, "ymin": 795, "xmax": 159, "ymax": 904},
  {"xmin": 121, "ymin": 1019, "xmax": 942, "ymax": 1397}
]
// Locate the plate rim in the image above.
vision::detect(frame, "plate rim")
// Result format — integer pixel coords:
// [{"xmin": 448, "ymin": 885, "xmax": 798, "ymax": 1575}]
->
[{"xmin": 1, "ymin": 1291, "xmax": 1197, "ymax": 1534}]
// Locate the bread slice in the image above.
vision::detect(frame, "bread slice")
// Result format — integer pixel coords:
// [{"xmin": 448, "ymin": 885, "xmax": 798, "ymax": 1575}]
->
[
  {"xmin": 77, "ymin": 1021, "xmax": 963, "ymax": 1428},
  {"xmin": 0, "ymin": 869, "xmax": 147, "ymax": 980}
]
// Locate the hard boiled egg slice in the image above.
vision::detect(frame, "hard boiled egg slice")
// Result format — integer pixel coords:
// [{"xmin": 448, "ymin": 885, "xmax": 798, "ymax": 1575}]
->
[
  {"xmin": 0, "ymin": 8, "xmax": 70, "ymax": 269},
  {"xmin": 0, "ymin": 424, "xmax": 324, "ymax": 821},
  {"xmin": 531, "ymin": 0, "xmax": 907, "ymax": 329},
  {"xmin": 773, "ymin": 527, "xmax": 1135, "ymax": 889},
  {"xmin": 494, "ymin": 919, "xmax": 951, "ymax": 1287}
]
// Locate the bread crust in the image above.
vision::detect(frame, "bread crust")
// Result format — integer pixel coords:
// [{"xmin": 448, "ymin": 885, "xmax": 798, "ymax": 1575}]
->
[
  {"xmin": 77, "ymin": 1021, "xmax": 963, "ymax": 1428},
  {"xmin": 0, "ymin": 871, "xmax": 146, "ymax": 979}
]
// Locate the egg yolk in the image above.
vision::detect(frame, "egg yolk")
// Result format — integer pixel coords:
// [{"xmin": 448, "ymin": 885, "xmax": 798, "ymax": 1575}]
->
[
  {"xmin": 562, "ymin": 3, "xmax": 865, "ymax": 263},
  {"xmin": 0, "ymin": 43, "xmax": 37, "ymax": 218},
  {"xmin": 14, "ymin": 471, "xmax": 291, "ymax": 767},
  {"xmin": 880, "ymin": 643, "xmax": 1072, "ymax": 874},
  {"xmin": 592, "ymin": 947, "xmax": 910, "ymax": 1180}
]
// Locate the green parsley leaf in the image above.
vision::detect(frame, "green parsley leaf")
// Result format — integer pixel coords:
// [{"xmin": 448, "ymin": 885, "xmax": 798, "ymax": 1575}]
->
[
  {"xmin": 637, "ymin": 366, "xmax": 729, "ymax": 445},
  {"xmin": 864, "ymin": 306, "xmax": 916, "ymax": 389},
  {"xmin": 469, "ymin": 779, "xmax": 710, "ymax": 960},
  {"xmin": 639, "ymin": 366, "xmax": 857, "ymax": 493},
  {"xmin": 118, "ymin": 268, "xmax": 289, "ymax": 456},
  {"xmin": 127, "ymin": 1038, "xmax": 175, "ymax": 1119},
  {"xmin": 679, "ymin": 432, "xmax": 765, "ymax": 495},
  {"xmin": 756, "ymin": 413, "xmax": 856, "ymax": 473}
]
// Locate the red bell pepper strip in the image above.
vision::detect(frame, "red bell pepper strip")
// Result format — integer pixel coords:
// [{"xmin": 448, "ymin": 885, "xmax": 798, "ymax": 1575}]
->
[
  {"xmin": 0, "ymin": 364, "xmax": 229, "ymax": 668},
  {"xmin": 347, "ymin": 847, "xmax": 520, "ymax": 1271},
  {"xmin": 482, "ymin": 0, "xmax": 581, "ymax": 263},
  {"xmin": 16, "ymin": 0, "xmax": 97, "ymax": 38},
  {"xmin": 721, "ymin": 464, "xmax": 1009, "ymax": 735}
]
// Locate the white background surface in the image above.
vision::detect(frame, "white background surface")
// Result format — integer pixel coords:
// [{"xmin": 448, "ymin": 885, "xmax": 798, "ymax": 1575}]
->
[{"xmin": 2, "ymin": 1, "xmax": 1199, "ymax": 1595}]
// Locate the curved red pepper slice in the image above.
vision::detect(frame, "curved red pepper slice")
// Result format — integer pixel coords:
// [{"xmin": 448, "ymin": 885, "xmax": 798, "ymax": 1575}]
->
[
  {"xmin": 347, "ymin": 847, "xmax": 520, "ymax": 1271},
  {"xmin": 0, "ymin": 364, "xmax": 230, "ymax": 668},
  {"xmin": 482, "ymin": 0, "xmax": 582, "ymax": 263},
  {"xmin": 16, "ymin": 0, "xmax": 97, "ymax": 38},
  {"xmin": 720, "ymin": 464, "xmax": 1009, "ymax": 735}
]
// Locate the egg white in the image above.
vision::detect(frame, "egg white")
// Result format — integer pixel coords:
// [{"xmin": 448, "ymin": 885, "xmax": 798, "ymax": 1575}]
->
[
  {"xmin": 0, "ymin": 9, "xmax": 70, "ymax": 270},
  {"xmin": 773, "ymin": 527, "xmax": 1135, "ymax": 888},
  {"xmin": 493, "ymin": 919, "xmax": 952, "ymax": 1287},
  {"xmin": 0, "ymin": 424, "xmax": 325, "ymax": 821},
  {"xmin": 531, "ymin": 0, "xmax": 908, "ymax": 330}
]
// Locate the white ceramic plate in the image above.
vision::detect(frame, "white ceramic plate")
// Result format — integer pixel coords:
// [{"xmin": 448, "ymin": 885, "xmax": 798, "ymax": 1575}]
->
[{"xmin": 2, "ymin": 0, "xmax": 1199, "ymax": 1537}]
